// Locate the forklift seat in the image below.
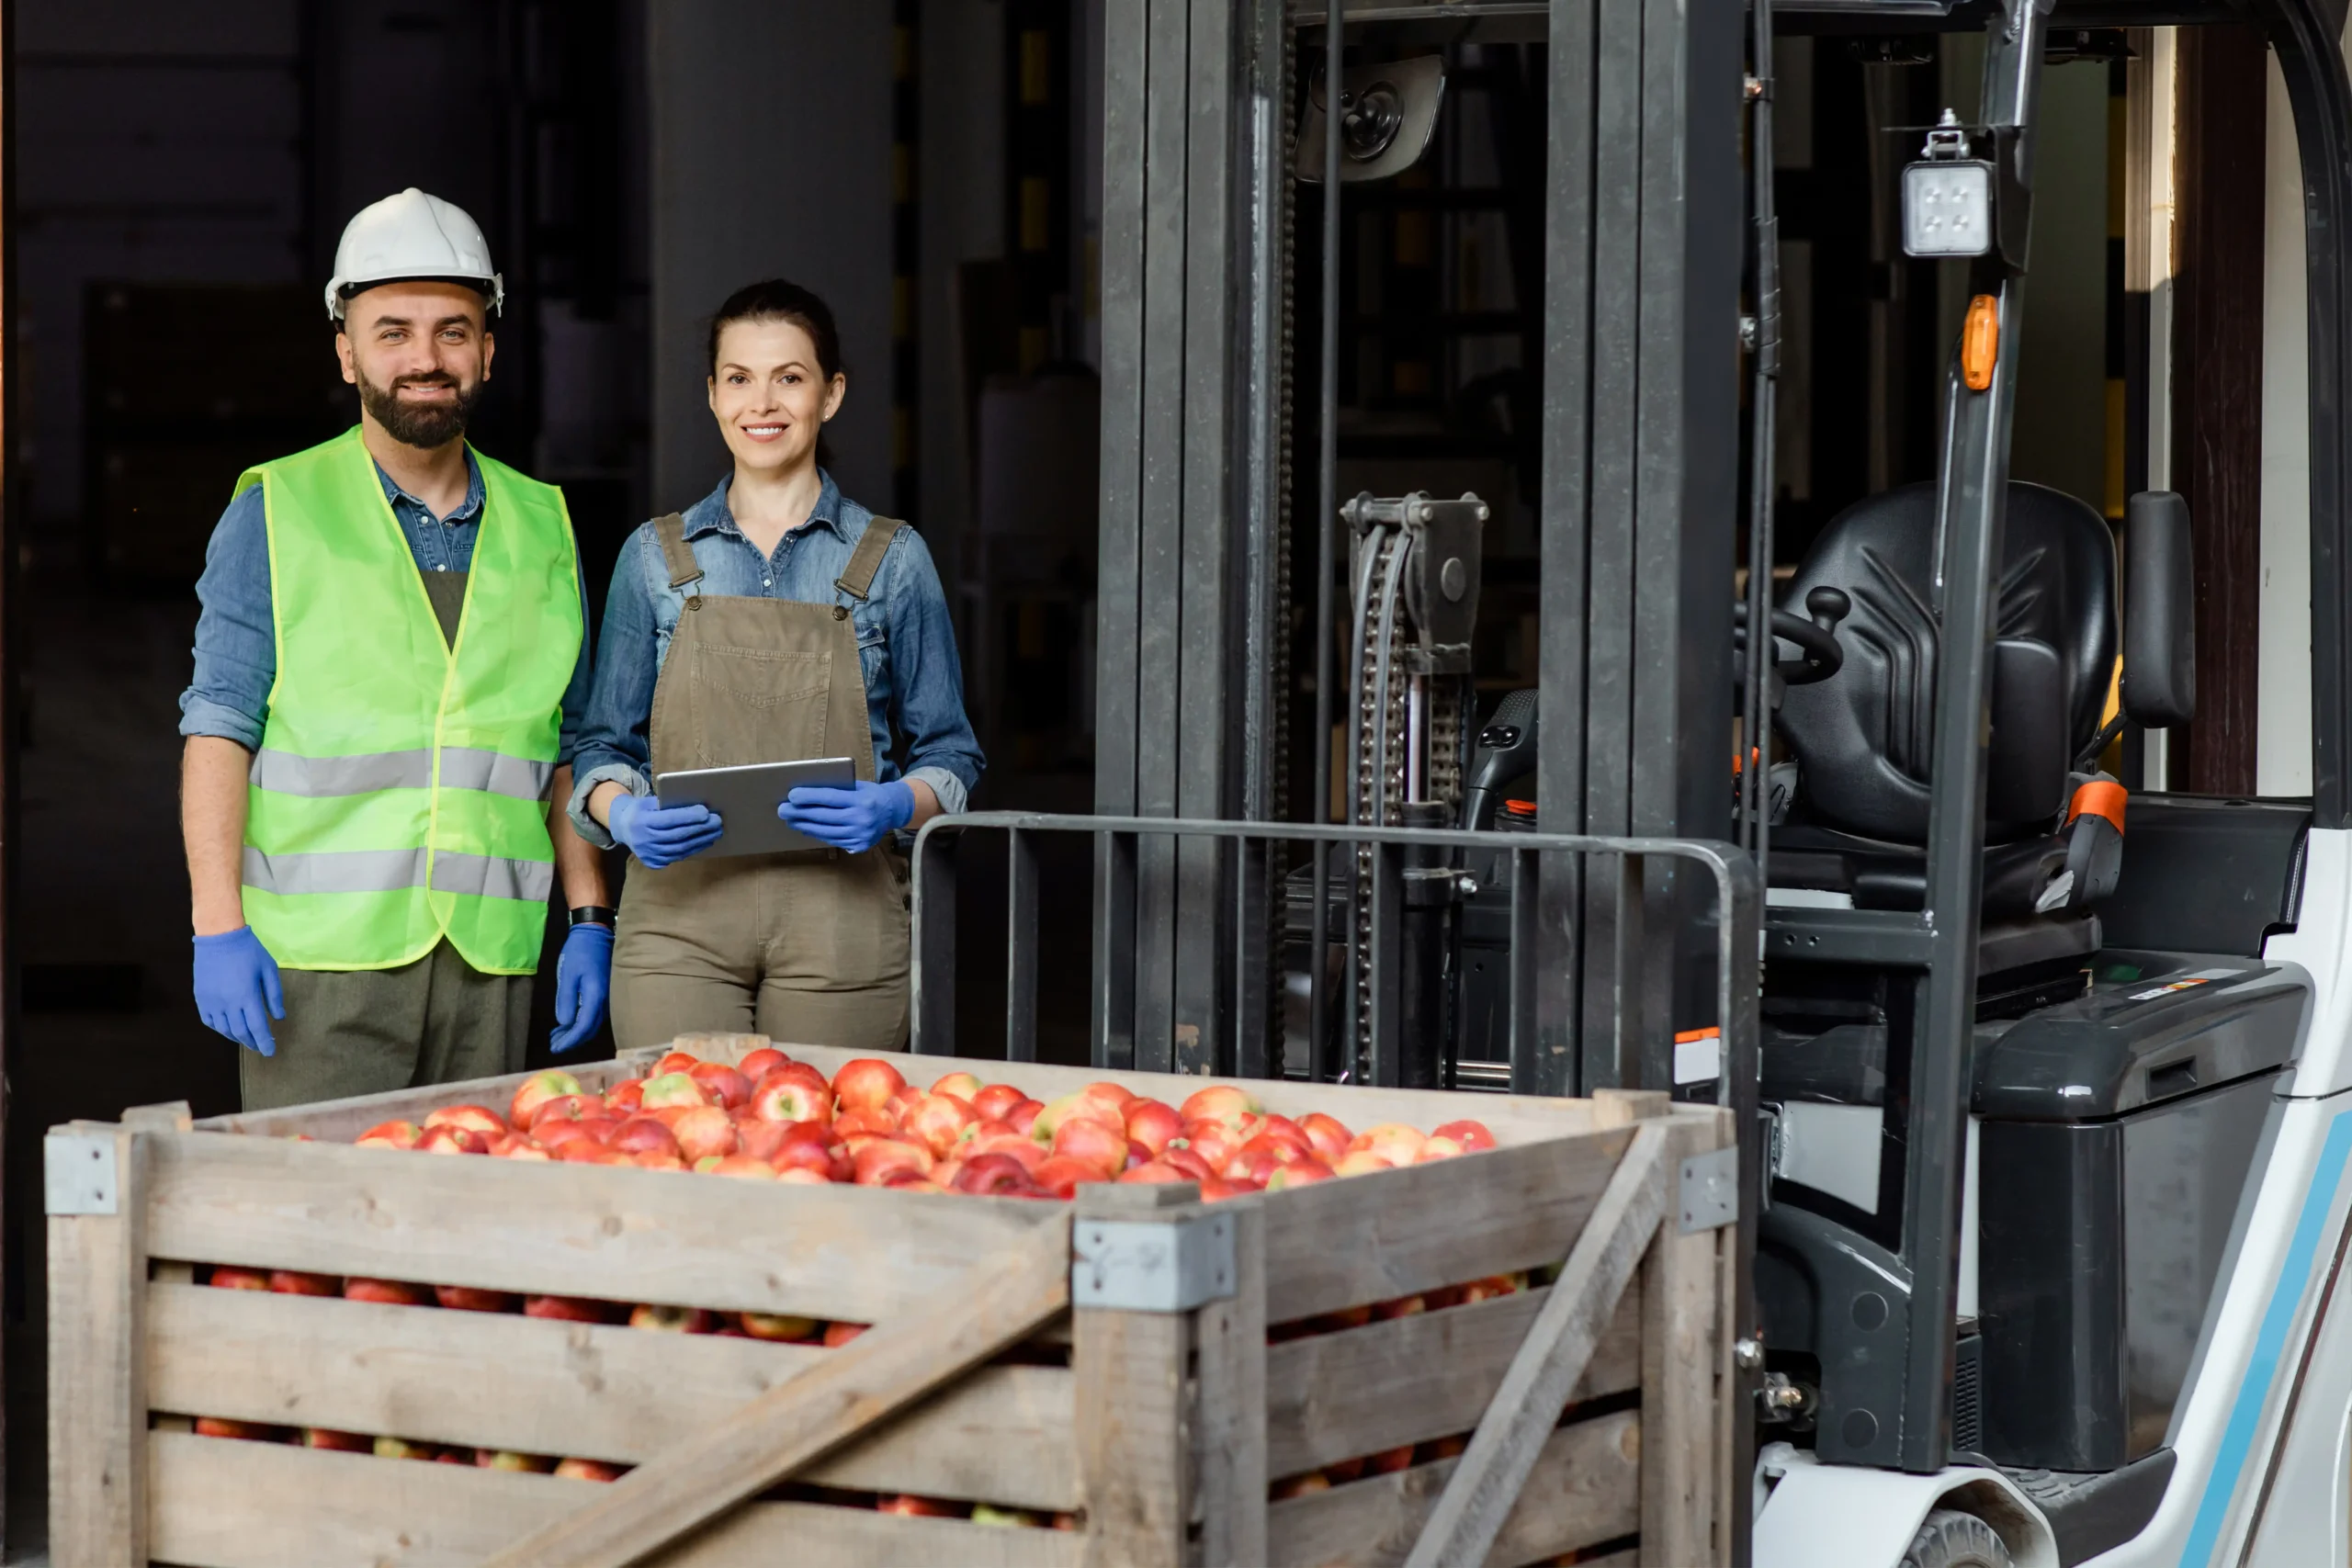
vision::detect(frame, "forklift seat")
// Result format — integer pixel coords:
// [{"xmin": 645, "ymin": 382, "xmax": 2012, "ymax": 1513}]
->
[{"xmin": 1771, "ymin": 480, "xmax": 2117, "ymax": 921}]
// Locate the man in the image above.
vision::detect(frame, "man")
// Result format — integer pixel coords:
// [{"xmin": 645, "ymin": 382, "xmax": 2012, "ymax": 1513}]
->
[{"xmin": 178, "ymin": 187, "xmax": 613, "ymax": 1110}]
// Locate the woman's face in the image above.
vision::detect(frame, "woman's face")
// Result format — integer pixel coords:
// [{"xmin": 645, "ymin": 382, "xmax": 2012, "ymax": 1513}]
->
[{"xmin": 707, "ymin": 317, "xmax": 845, "ymax": 477}]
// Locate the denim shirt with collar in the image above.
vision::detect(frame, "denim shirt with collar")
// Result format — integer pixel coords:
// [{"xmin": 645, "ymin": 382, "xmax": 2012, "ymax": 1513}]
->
[
  {"xmin": 178, "ymin": 446, "xmax": 594, "ymax": 759},
  {"xmin": 565, "ymin": 469, "xmax": 984, "ymax": 847}
]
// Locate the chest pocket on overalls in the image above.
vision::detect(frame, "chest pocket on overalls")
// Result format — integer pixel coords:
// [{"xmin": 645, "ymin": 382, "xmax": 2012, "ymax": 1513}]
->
[{"xmin": 683, "ymin": 640, "xmax": 833, "ymax": 768}]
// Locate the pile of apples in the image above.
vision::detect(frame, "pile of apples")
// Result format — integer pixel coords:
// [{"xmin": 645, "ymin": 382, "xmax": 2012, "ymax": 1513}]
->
[{"xmin": 347, "ymin": 1046, "xmax": 1498, "ymax": 1201}]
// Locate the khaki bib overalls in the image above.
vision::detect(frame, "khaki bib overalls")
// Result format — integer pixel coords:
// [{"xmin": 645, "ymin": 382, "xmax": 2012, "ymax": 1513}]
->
[{"xmin": 607, "ymin": 513, "xmax": 913, "ymax": 1051}]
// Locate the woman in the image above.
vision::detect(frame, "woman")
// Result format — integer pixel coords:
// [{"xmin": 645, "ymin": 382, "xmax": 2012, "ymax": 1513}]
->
[{"xmin": 568, "ymin": 279, "xmax": 983, "ymax": 1049}]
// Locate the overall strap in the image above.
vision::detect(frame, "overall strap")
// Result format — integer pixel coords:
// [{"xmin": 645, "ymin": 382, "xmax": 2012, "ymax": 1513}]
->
[
  {"xmin": 834, "ymin": 516, "xmax": 908, "ymax": 604},
  {"xmin": 652, "ymin": 513, "xmax": 703, "ymax": 592}
]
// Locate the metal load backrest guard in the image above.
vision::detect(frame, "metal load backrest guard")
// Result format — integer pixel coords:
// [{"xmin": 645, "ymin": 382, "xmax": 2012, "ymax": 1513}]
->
[{"xmin": 1778, "ymin": 480, "xmax": 2118, "ymax": 844}]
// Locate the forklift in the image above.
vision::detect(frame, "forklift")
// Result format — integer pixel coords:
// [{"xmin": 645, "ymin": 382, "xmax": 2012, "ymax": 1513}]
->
[{"xmin": 1076, "ymin": 0, "xmax": 2352, "ymax": 1561}]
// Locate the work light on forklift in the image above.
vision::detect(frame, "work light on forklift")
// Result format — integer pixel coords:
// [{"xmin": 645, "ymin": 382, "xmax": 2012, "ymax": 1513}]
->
[{"xmin": 1901, "ymin": 110, "xmax": 1995, "ymax": 259}]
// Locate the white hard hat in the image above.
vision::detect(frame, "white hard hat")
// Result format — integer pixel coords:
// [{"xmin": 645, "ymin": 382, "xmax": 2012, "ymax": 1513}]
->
[{"xmin": 325, "ymin": 187, "xmax": 503, "ymax": 321}]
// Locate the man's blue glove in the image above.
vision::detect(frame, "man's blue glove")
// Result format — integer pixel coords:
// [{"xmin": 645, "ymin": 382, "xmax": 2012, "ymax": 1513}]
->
[
  {"xmin": 607, "ymin": 792, "xmax": 724, "ymax": 868},
  {"xmin": 779, "ymin": 778, "xmax": 915, "ymax": 854},
  {"xmin": 549, "ymin": 922, "xmax": 613, "ymax": 1055},
  {"xmin": 193, "ymin": 927, "xmax": 284, "ymax": 1057}
]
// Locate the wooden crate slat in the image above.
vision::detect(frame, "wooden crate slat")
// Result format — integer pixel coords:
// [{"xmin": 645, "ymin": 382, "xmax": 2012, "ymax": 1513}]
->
[
  {"xmin": 480, "ymin": 1213, "xmax": 1072, "ymax": 1568},
  {"xmin": 48, "ymin": 1125, "xmax": 148, "ymax": 1564},
  {"xmin": 143, "ymin": 1130, "xmax": 1063, "ymax": 1322},
  {"xmin": 145, "ymin": 1283, "xmax": 1082, "ymax": 1510},
  {"xmin": 147, "ymin": 1430, "xmax": 1084, "ymax": 1568},
  {"xmin": 1263, "ymin": 1281, "xmax": 1642, "ymax": 1475},
  {"xmin": 1262, "ymin": 1407, "xmax": 1641, "ymax": 1568},
  {"xmin": 199, "ymin": 1058, "xmax": 651, "ymax": 1141},
  {"xmin": 1261, "ymin": 1124, "xmax": 1635, "ymax": 1320}
]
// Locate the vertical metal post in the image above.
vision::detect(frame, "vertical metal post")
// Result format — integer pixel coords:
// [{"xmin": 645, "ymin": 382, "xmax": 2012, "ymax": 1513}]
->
[
  {"xmin": 1234, "ymin": 837, "xmax": 1273, "ymax": 1078},
  {"xmin": 1006, "ymin": 828, "xmax": 1039, "ymax": 1063},
  {"xmin": 1898, "ymin": 0, "xmax": 2047, "ymax": 1475},
  {"xmin": 910, "ymin": 832, "xmax": 958, "ymax": 1056},
  {"xmin": 1306, "ymin": 0, "xmax": 1347, "ymax": 1086},
  {"xmin": 1364, "ymin": 839, "xmax": 1404, "ymax": 1087},
  {"xmin": 1094, "ymin": 830, "xmax": 1139, "ymax": 1069},
  {"xmin": 1507, "ymin": 847, "xmax": 1542, "ymax": 1093}
]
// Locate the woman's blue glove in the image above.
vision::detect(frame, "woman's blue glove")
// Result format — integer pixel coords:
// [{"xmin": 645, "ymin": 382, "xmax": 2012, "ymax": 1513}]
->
[
  {"xmin": 193, "ymin": 927, "xmax": 284, "ymax": 1056},
  {"xmin": 607, "ymin": 792, "xmax": 724, "ymax": 868},
  {"xmin": 548, "ymin": 923, "xmax": 613, "ymax": 1054},
  {"xmin": 779, "ymin": 779, "xmax": 915, "ymax": 853}
]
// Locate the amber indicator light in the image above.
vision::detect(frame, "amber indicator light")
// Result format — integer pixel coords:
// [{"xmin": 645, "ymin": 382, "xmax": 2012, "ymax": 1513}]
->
[{"xmin": 1962, "ymin": 294, "xmax": 1999, "ymax": 390}]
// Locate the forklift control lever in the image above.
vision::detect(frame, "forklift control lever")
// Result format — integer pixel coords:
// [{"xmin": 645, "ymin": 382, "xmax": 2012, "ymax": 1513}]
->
[{"xmin": 1734, "ymin": 585, "xmax": 1850, "ymax": 690}]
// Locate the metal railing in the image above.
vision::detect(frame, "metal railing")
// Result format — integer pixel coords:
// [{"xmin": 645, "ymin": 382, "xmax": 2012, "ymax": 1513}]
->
[{"xmin": 906, "ymin": 810, "xmax": 1761, "ymax": 1117}]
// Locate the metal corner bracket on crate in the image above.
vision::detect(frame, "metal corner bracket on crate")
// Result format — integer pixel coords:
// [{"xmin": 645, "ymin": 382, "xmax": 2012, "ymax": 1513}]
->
[
  {"xmin": 1071, "ymin": 1209, "xmax": 1238, "ymax": 1312},
  {"xmin": 1679, "ymin": 1145, "xmax": 1738, "ymax": 1235},
  {"xmin": 45, "ymin": 1130, "xmax": 119, "ymax": 1216}
]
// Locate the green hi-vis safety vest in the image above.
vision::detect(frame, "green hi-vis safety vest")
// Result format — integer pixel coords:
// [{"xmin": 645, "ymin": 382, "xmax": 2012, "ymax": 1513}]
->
[{"xmin": 238, "ymin": 429, "xmax": 582, "ymax": 975}]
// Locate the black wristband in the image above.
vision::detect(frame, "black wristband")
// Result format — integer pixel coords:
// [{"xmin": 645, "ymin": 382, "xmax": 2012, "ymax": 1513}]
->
[{"xmin": 568, "ymin": 905, "xmax": 617, "ymax": 928}]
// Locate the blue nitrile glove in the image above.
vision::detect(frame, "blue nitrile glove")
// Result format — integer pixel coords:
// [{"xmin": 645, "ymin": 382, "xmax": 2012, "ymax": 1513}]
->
[
  {"xmin": 607, "ymin": 792, "xmax": 724, "ymax": 868},
  {"xmin": 548, "ymin": 922, "xmax": 614, "ymax": 1055},
  {"xmin": 779, "ymin": 778, "xmax": 915, "ymax": 854},
  {"xmin": 192, "ymin": 926, "xmax": 284, "ymax": 1057}
]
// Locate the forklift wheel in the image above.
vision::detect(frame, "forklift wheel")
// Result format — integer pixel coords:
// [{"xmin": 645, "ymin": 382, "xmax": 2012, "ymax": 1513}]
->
[{"xmin": 1899, "ymin": 1509, "xmax": 2012, "ymax": 1568}]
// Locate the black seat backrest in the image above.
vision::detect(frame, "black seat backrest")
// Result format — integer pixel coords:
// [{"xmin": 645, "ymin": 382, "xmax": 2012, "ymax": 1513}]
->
[{"xmin": 1778, "ymin": 481, "xmax": 2116, "ymax": 845}]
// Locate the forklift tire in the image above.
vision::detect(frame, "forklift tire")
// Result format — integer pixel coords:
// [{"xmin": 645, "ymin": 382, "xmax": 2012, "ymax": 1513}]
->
[{"xmin": 1899, "ymin": 1509, "xmax": 2012, "ymax": 1568}]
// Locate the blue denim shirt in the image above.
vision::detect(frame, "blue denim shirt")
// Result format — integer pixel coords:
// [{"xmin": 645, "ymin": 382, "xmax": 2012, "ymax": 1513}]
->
[
  {"xmin": 566, "ymin": 470, "xmax": 983, "ymax": 846},
  {"xmin": 178, "ymin": 447, "xmax": 594, "ymax": 761}
]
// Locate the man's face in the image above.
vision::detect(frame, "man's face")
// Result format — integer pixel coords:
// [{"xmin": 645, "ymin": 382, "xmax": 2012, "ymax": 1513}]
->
[{"xmin": 335, "ymin": 281, "xmax": 494, "ymax": 450}]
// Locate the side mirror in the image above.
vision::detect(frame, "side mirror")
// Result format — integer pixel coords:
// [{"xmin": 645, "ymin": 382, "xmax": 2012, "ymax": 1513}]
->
[{"xmin": 2122, "ymin": 491, "xmax": 2196, "ymax": 728}]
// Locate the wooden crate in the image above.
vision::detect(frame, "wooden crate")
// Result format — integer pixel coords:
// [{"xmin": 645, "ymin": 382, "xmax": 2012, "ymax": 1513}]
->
[{"xmin": 48, "ymin": 1041, "xmax": 1737, "ymax": 1567}]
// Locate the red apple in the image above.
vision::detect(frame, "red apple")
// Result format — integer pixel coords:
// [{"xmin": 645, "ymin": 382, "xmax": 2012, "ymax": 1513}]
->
[
  {"xmin": 606, "ymin": 1116, "xmax": 684, "ymax": 1158},
  {"xmin": 1432, "ymin": 1118, "xmax": 1498, "ymax": 1153},
  {"xmin": 1299, "ymin": 1112, "xmax": 1353, "ymax": 1163},
  {"xmin": 477, "ymin": 1450, "xmax": 554, "ymax": 1472},
  {"xmin": 639, "ymin": 1072, "xmax": 709, "ymax": 1111},
  {"xmin": 931, "ymin": 1069, "xmax": 986, "ymax": 1100},
  {"xmin": 603, "ymin": 1078, "xmax": 646, "ymax": 1114},
  {"xmin": 488, "ymin": 1132, "xmax": 550, "ymax": 1160},
  {"xmin": 832, "ymin": 1105, "xmax": 902, "ymax": 1140},
  {"xmin": 775, "ymin": 1167, "xmax": 832, "ymax": 1185},
  {"xmin": 1346, "ymin": 1123, "xmax": 1427, "ymax": 1166},
  {"xmin": 904, "ymin": 1092, "xmax": 979, "ymax": 1158},
  {"xmin": 424, "ymin": 1103, "xmax": 507, "ymax": 1138},
  {"xmin": 1270, "ymin": 1472, "xmax": 1331, "ymax": 1500},
  {"xmin": 739, "ymin": 1309, "xmax": 822, "ymax": 1342},
  {"xmin": 954, "ymin": 1152, "xmax": 1039, "ymax": 1195},
  {"xmin": 374, "ymin": 1435, "xmax": 438, "ymax": 1461},
  {"xmin": 687, "ymin": 1062, "xmax": 753, "ymax": 1111},
  {"xmin": 556, "ymin": 1141, "xmax": 628, "ymax": 1166},
  {"xmin": 965, "ymin": 1131, "xmax": 1046, "ymax": 1171},
  {"xmin": 628, "ymin": 1303, "xmax": 715, "ymax": 1333},
  {"xmin": 1159, "ymin": 1145, "xmax": 1215, "ymax": 1182},
  {"xmin": 771, "ymin": 1125, "xmax": 842, "ymax": 1179},
  {"xmin": 525, "ymin": 1294, "xmax": 616, "ymax": 1324},
  {"xmin": 1332, "ymin": 1149, "xmax": 1394, "ymax": 1178},
  {"xmin": 1417, "ymin": 1135, "xmax": 1468, "ymax": 1163},
  {"xmin": 831, "ymin": 1057, "xmax": 907, "ymax": 1115},
  {"xmin": 1417, "ymin": 1434, "xmax": 1468, "ymax": 1462},
  {"xmin": 1052, "ymin": 1116, "xmax": 1130, "ymax": 1178},
  {"xmin": 1225, "ymin": 1145, "xmax": 1284, "ymax": 1185},
  {"xmin": 436, "ymin": 1284, "xmax": 519, "ymax": 1313},
  {"xmin": 1373, "ymin": 1294, "xmax": 1428, "ymax": 1320},
  {"xmin": 300, "ymin": 1427, "xmax": 371, "ymax": 1452},
  {"xmin": 416, "ymin": 1124, "xmax": 487, "ymax": 1156},
  {"xmin": 507, "ymin": 1069, "xmax": 582, "ymax": 1129},
  {"xmin": 194, "ymin": 1416, "xmax": 279, "ymax": 1441},
  {"xmin": 1005, "ymin": 1099, "xmax": 1044, "ymax": 1136},
  {"xmin": 854, "ymin": 1139, "xmax": 933, "ymax": 1186},
  {"xmin": 343, "ymin": 1277, "xmax": 431, "ymax": 1307},
  {"xmin": 209, "ymin": 1265, "xmax": 270, "ymax": 1292},
  {"xmin": 1237, "ymin": 1132, "xmax": 1309, "ymax": 1168},
  {"xmin": 554, "ymin": 1456, "xmax": 627, "ymax": 1482},
  {"xmin": 696, "ymin": 1154, "xmax": 776, "ymax": 1180},
  {"xmin": 1255, "ymin": 1116, "xmax": 1317, "ymax": 1156},
  {"xmin": 672, "ymin": 1106, "xmax": 739, "ymax": 1163},
  {"xmin": 269, "ymin": 1269, "xmax": 339, "ymax": 1297},
  {"xmin": 355, "ymin": 1119, "xmax": 421, "ymax": 1150},
  {"xmin": 630, "ymin": 1150, "xmax": 688, "ymax": 1172},
  {"xmin": 971, "ymin": 1082, "xmax": 1028, "ymax": 1121},
  {"xmin": 738, "ymin": 1046, "xmax": 790, "ymax": 1079},
  {"xmin": 1263, "ymin": 1158, "xmax": 1335, "ymax": 1191},
  {"xmin": 1179, "ymin": 1084, "xmax": 1261, "ymax": 1133},
  {"xmin": 1367, "ymin": 1444, "xmax": 1416, "ymax": 1474},
  {"xmin": 653, "ymin": 1049, "xmax": 701, "ymax": 1077},
  {"xmin": 750, "ymin": 1070, "xmax": 832, "ymax": 1126},
  {"xmin": 823, "ymin": 1321, "xmax": 868, "ymax": 1347},
  {"xmin": 1177, "ymin": 1121, "xmax": 1240, "ymax": 1173},
  {"xmin": 1124, "ymin": 1099, "xmax": 1183, "ymax": 1156},
  {"xmin": 877, "ymin": 1495, "xmax": 966, "ymax": 1517},
  {"xmin": 526, "ymin": 1093, "xmax": 605, "ymax": 1131},
  {"xmin": 1030, "ymin": 1155, "xmax": 1111, "ymax": 1199},
  {"xmin": 1117, "ymin": 1160, "xmax": 1194, "ymax": 1185},
  {"xmin": 1031, "ymin": 1089, "xmax": 1124, "ymax": 1146},
  {"xmin": 1199, "ymin": 1176, "xmax": 1253, "ymax": 1201},
  {"xmin": 735, "ymin": 1120, "xmax": 789, "ymax": 1161},
  {"xmin": 1458, "ymin": 1274, "xmax": 1525, "ymax": 1304}
]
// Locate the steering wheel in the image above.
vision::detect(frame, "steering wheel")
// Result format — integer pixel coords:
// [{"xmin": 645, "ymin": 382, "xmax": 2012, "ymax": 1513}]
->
[{"xmin": 1733, "ymin": 585, "xmax": 1850, "ymax": 687}]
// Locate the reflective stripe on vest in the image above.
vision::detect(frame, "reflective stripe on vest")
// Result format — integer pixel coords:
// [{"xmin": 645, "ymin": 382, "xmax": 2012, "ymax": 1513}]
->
[{"xmin": 238, "ymin": 429, "xmax": 582, "ymax": 975}]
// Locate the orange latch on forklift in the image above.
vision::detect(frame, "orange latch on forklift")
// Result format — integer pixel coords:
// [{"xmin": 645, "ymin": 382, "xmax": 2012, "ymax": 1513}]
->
[
  {"xmin": 2067, "ymin": 777, "xmax": 2127, "ymax": 834},
  {"xmin": 1962, "ymin": 294, "xmax": 1999, "ymax": 389}
]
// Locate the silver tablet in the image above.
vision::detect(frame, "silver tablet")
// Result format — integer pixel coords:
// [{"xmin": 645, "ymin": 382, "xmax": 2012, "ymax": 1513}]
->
[{"xmin": 652, "ymin": 757, "xmax": 857, "ymax": 858}]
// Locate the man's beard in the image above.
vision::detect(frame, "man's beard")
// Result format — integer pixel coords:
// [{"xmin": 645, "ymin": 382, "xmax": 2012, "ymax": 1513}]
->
[{"xmin": 356, "ymin": 367, "xmax": 481, "ymax": 449}]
